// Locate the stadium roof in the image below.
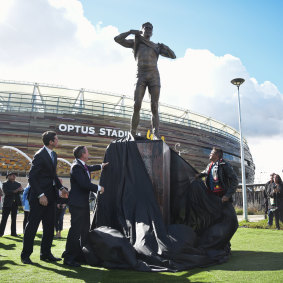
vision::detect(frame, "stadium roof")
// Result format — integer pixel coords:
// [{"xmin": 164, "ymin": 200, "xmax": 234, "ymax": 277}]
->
[{"xmin": 0, "ymin": 80, "xmax": 245, "ymax": 143}]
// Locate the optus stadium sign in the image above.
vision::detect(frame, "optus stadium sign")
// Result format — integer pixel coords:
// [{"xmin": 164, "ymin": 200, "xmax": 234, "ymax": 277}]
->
[{"xmin": 58, "ymin": 124, "xmax": 130, "ymax": 138}]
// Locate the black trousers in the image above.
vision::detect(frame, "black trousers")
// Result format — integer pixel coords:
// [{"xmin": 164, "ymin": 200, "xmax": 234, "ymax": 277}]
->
[
  {"xmin": 64, "ymin": 205, "xmax": 90, "ymax": 261},
  {"xmin": 55, "ymin": 206, "xmax": 66, "ymax": 232},
  {"xmin": 268, "ymin": 209, "xmax": 280, "ymax": 228},
  {"xmin": 0, "ymin": 202, "xmax": 18, "ymax": 235},
  {"xmin": 23, "ymin": 211, "xmax": 29, "ymax": 233},
  {"xmin": 21, "ymin": 199, "xmax": 56, "ymax": 258}
]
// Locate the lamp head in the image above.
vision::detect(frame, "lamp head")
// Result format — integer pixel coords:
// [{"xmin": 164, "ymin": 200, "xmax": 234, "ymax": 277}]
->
[{"xmin": 231, "ymin": 78, "xmax": 245, "ymax": 86}]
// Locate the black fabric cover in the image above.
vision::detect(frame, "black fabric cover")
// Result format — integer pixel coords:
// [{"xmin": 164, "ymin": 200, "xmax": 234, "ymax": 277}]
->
[{"xmin": 86, "ymin": 138, "xmax": 238, "ymax": 272}]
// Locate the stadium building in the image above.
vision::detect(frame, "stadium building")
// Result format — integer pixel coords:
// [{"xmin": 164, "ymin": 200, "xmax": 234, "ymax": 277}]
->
[{"xmin": 0, "ymin": 80, "xmax": 255, "ymax": 183}]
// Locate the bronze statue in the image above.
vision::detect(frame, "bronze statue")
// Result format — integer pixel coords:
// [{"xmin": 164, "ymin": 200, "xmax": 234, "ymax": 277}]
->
[{"xmin": 114, "ymin": 22, "xmax": 176, "ymax": 139}]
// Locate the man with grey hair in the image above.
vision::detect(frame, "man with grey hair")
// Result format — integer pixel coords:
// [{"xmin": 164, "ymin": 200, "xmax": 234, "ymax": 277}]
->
[
  {"xmin": 63, "ymin": 145, "xmax": 108, "ymax": 267},
  {"xmin": 114, "ymin": 22, "xmax": 176, "ymax": 139}
]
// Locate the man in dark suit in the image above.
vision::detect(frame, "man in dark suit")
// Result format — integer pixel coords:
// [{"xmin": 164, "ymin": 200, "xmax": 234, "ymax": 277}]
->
[
  {"xmin": 0, "ymin": 172, "xmax": 23, "ymax": 236},
  {"xmin": 21, "ymin": 131, "xmax": 68, "ymax": 264},
  {"xmin": 63, "ymin": 145, "xmax": 108, "ymax": 267}
]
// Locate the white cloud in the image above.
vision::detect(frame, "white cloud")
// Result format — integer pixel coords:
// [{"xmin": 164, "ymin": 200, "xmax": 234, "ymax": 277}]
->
[
  {"xmin": 0, "ymin": 0, "xmax": 15, "ymax": 23},
  {"xmin": 0, "ymin": 0, "xmax": 282, "ymax": 177},
  {"xmin": 158, "ymin": 50, "xmax": 283, "ymax": 138},
  {"xmin": 248, "ymin": 136, "xmax": 283, "ymax": 183}
]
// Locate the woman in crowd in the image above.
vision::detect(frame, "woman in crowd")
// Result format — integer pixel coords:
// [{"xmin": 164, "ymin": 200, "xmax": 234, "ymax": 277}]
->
[{"xmin": 269, "ymin": 174, "xmax": 283, "ymax": 230}]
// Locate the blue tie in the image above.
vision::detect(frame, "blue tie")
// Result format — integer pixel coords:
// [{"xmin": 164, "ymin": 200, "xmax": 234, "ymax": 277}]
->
[{"xmin": 51, "ymin": 151, "xmax": 55, "ymax": 164}]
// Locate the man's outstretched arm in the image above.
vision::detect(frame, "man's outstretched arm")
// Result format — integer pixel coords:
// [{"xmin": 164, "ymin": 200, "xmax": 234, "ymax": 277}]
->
[
  {"xmin": 159, "ymin": 43, "xmax": 176, "ymax": 59},
  {"xmin": 114, "ymin": 30, "xmax": 141, "ymax": 48}
]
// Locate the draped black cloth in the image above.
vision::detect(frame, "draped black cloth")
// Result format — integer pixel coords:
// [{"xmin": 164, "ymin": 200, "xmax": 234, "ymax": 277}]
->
[{"xmin": 85, "ymin": 138, "xmax": 238, "ymax": 272}]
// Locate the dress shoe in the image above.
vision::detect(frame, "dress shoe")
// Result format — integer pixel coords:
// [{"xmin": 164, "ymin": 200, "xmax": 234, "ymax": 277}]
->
[
  {"xmin": 11, "ymin": 233, "xmax": 20, "ymax": 237},
  {"xmin": 21, "ymin": 256, "xmax": 33, "ymax": 265},
  {"xmin": 40, "ymin": 254, "xmax": 62, "ymax": 262},
  {"xmin": 64, "ymin": 259, "xmax": 81, "ymax": 267}
]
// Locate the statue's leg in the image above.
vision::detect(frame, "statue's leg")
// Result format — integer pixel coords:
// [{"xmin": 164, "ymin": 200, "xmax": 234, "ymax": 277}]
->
[
  {"xmin": 149, "ymin": 86, "xmax": 160, "ymax": 138},
  {"xmin": 131, "ymin": 84, "xmax": 146, "ymax": 136}
]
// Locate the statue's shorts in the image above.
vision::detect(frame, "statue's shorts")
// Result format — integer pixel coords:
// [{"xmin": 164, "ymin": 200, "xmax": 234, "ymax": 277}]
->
[{"xmin": 136, "ymin": 67, "xmax": 160, "ymax": 88}]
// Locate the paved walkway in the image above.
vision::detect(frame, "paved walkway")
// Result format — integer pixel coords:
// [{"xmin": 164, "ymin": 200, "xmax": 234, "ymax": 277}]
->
[
  {"xmin": 1, "ymin": 213, "xmax": 265, "ymax": 236},
  {"xmin": 1, "ymin": 213, "xmax": 72, "ymax": 236},
  {"xmin": 237, "ymin": 214, "xmax": 265, "ymax": 222}
]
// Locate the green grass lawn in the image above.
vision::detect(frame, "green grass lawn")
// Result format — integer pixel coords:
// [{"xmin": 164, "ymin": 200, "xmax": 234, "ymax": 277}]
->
[{"xmin": 1, "ymin": 228, "xmax": 283, "ymax": 282}]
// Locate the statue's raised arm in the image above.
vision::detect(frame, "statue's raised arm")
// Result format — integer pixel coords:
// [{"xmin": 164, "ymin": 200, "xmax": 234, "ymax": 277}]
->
[{"xmin": 114, "ymin": 30, "xmax": 141, "ymax": 49}]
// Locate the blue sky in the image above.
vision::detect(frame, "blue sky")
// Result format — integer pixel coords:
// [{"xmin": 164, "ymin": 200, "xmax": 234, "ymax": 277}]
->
[
  {"xmin": 0, "ymin": 0, "xmax": 282, "ymax": 180},
  {"xmin": 81, "ymin": 0, "xmax": 283, "ymax": 92}
]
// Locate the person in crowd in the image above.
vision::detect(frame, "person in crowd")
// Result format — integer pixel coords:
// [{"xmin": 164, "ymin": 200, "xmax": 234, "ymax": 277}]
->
[
  {"xmin": 263, "ymin": 173, "xmax": 275, "ymax": 220},
  {"xmin": 22, "ymin": 184, "xmax": 31, "ymax": 233},
  {"xmin": 197, "ymin": 147, "xmax": 239, "ymax": 252},
  {"xmin": 54, "ymin": 178, "xmax": 67, "ymax": 239},
  {"xmin": 0, "ymin": 172, "xmax": 23, "ymax": 236},
  {"xmin": 54, "ymin": 196, "xmax": 67, "ymax": 239},
  {"xmin": 267, "ymin": 174, "xmax": 283, "ymax": 230},
  {"xmin": 21, "ymin": 131, "xmax": 68, "ymax": 264},
  {"xmin": 63, "ymin": 145, "xmax": 108, "ymax": 267}
]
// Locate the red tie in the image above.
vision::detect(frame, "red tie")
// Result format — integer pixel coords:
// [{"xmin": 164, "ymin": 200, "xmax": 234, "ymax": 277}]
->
[{"xmin": 84, "ymin": 164, "xmax": 90, "ymax": 179}]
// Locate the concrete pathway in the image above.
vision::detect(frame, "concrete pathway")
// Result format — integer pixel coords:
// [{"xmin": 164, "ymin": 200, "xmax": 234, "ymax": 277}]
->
[
  {"xmin": 1, "ymin": 213, "xmax": 72, "ymax": 236},
  {"xmin": 237, "ymin": 214, "xmax": 265, "ymax": 222},
  {"xmin": 1, "ymin": 213, "xmax": 265, "ymax": 236}
]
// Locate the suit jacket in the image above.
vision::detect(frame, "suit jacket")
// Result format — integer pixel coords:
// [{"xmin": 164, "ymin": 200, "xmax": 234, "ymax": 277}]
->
[
  {"xmin": 268, "ymin": 183, "xmax": 283, "ymax": 209},
  {"xmin": 2, "ymin": 180, "xmax": 22, "ymax": 207},
  {"xmin": 68, "ymin": 159, "xmax": 101, "ymax": 208},
  {"xmin": 28, "ymin": 147, "xmax": 62, "ymax": 202}
]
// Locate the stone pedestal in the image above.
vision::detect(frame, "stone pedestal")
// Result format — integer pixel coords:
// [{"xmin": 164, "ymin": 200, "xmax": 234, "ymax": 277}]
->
[{"xmin": 136, "ymin": 140, "xmax": 171, "ymax": 225}]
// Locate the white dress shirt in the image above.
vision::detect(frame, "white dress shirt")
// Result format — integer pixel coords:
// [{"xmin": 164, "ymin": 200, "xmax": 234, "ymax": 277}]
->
[
  {"xmin": 38, "ymin": 146, "xmax": 56, "ymax": 198},
  {"xmin": 44, "ymin": 145, "xmax": 53, "ymax": 160}
]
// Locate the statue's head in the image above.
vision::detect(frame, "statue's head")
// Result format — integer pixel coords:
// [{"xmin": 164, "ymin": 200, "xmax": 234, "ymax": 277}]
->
[{"xmin": 141, "ymin": 22, "xmax": 153, "ymax": 39}]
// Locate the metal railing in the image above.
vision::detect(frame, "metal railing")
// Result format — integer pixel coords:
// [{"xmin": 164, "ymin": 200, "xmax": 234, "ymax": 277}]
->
[
  {"xmin": 234, "ymin": 184, "xmax": 265, "ymax": 210},
  {"xmin": 0, "ymin": 90, "xmax": 244, "ymax": 144}
]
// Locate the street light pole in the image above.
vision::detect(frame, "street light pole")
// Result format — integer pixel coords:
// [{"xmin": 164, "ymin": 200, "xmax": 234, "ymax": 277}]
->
[{"xmin": 231, "ymin": 78, "xmax": 248, "ymax": 221}]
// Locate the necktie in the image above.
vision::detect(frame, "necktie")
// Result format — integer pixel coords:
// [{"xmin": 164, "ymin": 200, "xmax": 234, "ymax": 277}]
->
[
  {"xmin": 51, "ymin": 151, "xmax": 56, "ymax": 164},
  {"xmin": 84, "ymin": 164, "xmax": 90, "ymax": 179}
]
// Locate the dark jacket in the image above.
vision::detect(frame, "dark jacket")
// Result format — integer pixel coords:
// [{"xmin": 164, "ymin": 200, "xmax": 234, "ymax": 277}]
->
[
  {"xmin": 264, "ymin": 181, "xmax": 274, "ymax": 208},
  {"xmin": 2, "ymin": 180, "xmax": 22, "ymax": 207},
  {"xmin": 266, "ymin": 183, "xmax": 283, "ymax": 209},
  {"xmin": 68, "ymin": 159, "xmax": 101, "ymax": 208},
  {"xmin": 28, "ymin": 147, "xmax": 62, "ymax": 202},
  {"xmin": 200, "ymin": 159, "xmax": 239, "ymax": 201}
]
